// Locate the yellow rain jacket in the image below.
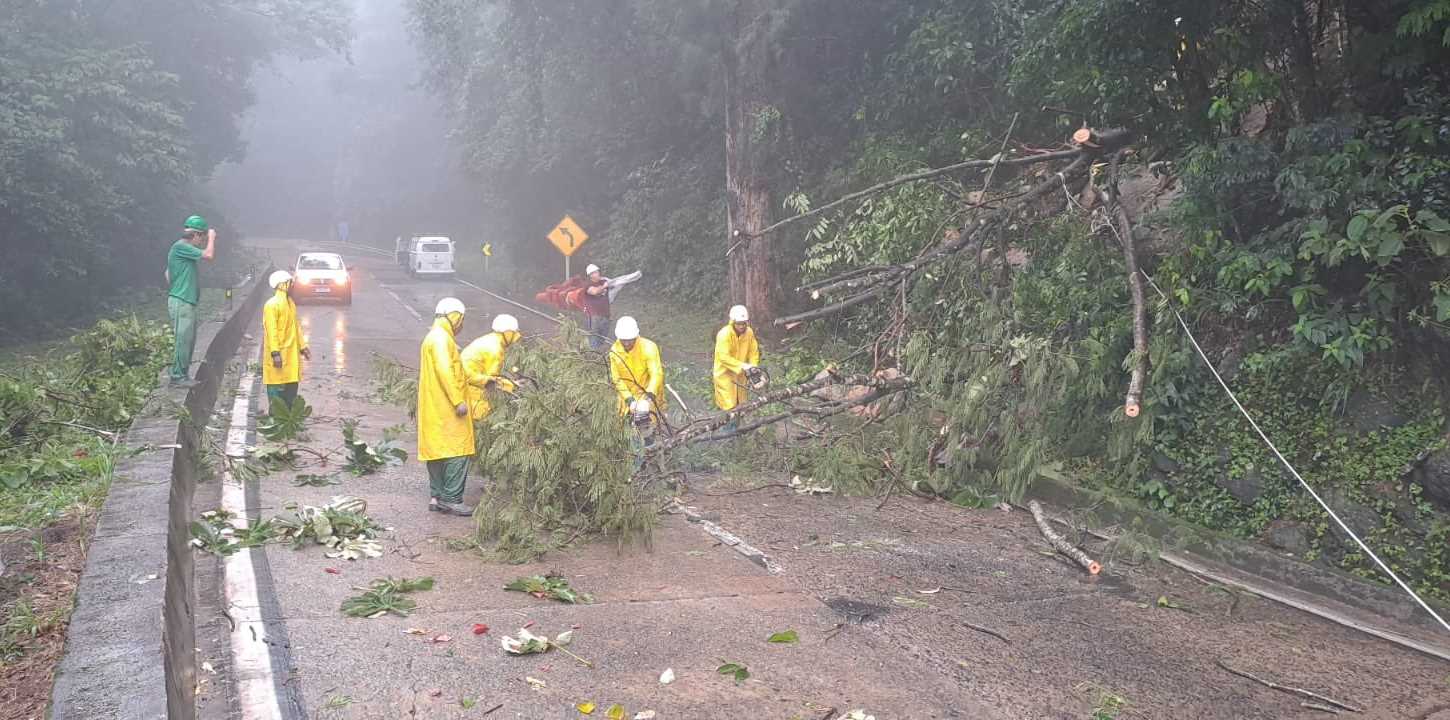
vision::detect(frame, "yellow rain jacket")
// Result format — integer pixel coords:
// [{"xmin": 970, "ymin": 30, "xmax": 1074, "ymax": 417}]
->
[
  {"xmin": 608, "ymin": 338, "xmax": 665, "ymax": 415},
  {"xmin": 417, "ymin": 317, "xmax": 475, "ymax": 461},
  {"xmin": 460, "ymin": 332, "xmax": 516, "ymax": 420},
  {"xmin": 713, "ymin": 324, "xmax": 760, "ymax": 410},
  {"xmin": 261, "ymin": 288, "xmax": 305, "ymax": 385}
]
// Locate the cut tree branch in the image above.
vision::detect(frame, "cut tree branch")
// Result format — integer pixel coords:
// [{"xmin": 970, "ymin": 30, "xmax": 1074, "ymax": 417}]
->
[
  {"xmin": 1028, "ymin": 500, "xmax": 1101, "ymax": 574},
  {"xmin": 1215, "ymin": 659, "xmax": 1362, "ymax": 713},
  {"xmin": 1106, "ymin": 150, "xmax": 1149, "ymax": 418},
  {"xmin": 647, "ymin": 371, "xmax": 913, "ymax": 454}
]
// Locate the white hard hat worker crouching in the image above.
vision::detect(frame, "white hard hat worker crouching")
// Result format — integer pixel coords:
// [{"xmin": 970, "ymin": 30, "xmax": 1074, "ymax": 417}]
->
[{"xmin": 614, "ymin": 316, "xmax": 640, "ymax": 341}]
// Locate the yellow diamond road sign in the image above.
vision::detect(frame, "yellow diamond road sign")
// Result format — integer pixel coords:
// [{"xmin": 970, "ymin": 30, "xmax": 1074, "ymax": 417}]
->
[{"xmin": 547, "ymin": 215, "xmax": 588, "ymax": 257}]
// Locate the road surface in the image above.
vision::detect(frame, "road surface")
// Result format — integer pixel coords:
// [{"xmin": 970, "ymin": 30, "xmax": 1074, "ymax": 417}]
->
[{"xmin": 194, "ymin": 239, "xmax": 1450, "ymax": 720}]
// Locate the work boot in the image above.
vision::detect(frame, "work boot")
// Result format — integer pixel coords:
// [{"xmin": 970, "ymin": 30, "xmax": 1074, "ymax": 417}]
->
[
  {"xmin": 438, "ymin": 501, "xmax": 475, "ymax": 517},
  {"xmin": 428, "ymin": 497, "xmax": 441, "ymax": 513},
  {"xmin": 171, "ymin": 378, "xmax": 199, "ymax": 389}
]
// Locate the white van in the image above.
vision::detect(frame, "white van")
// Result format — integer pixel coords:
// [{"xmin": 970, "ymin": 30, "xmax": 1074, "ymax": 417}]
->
[{"xmin": 407, "ymin": 236, "xmax": 455, "ymax": 277}]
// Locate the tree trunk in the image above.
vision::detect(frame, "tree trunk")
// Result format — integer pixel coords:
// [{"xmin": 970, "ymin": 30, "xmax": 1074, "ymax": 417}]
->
[{"xmin": 723, "ymin": 2, "xmax": 776, "ymax": 325}]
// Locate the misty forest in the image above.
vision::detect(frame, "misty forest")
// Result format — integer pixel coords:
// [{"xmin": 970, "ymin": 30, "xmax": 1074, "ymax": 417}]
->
[{"xmin": 3, "ymin": 1, "xmax": 1450, "ymax": 718}]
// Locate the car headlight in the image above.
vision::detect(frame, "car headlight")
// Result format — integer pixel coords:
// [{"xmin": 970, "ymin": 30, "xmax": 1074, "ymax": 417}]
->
[{"xmin": 336, "ymin": 274, "xmax": 348, "ymax": 285}]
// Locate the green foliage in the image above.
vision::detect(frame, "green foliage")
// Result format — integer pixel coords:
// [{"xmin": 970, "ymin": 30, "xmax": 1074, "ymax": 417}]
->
[
  {"xmin": 716, "ymin": 660, "xmax": 750, "ymax": 684},
  {"xmin": 340, "ymin": 419, "xmax": 408, "ymax": 475},
  {"xmin": 766, "ymin": 629, "xmax": 799, "ymax": 644},
  {"xmin": 340, "ymin": 576, "xmax": 434, "ymax": 618},
  {"xmin": 1166, "ymin": 91, "xmax": 1450, "ymax": 370},
  {"xmin": 1129, "ymin": 347, "xmax": 1450, "ymax": 601},
  {"xmin": 189, "ymin": 509, "xmax": 278, "ymax": 557},
  {"xmin": 0, "ymin": 315, "xmax": 167, "ymax": 528},
  {"xmin": 369, "ymin": 354, "xmax": 417, "ymax": 416},
  {"xmin": 257, "ymin": 397, "xmax": 313, "ymax": 441},
  {"xmin": 473, "ymin": 332, "xmax": 659, "ymax": 562},
  {"xmin": 272, "ymin": 496, "xmax": 381, "ymax": 559},
  {"xmin": 503, "ymin": 574, "xmax": 593, "ymax": 604}
]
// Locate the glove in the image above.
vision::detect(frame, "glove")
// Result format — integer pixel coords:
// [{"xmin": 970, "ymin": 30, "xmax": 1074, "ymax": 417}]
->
[
  {"xmin": 455, "ymin": 402, "xmax": 469, "ymax": 417},
  {"xmin": 271, "ymin": 351, "xmax": 283, "ymax": 368},
  {"xmin": 741, "ymin": 363, "xmax": 755, "ymax": 372}
]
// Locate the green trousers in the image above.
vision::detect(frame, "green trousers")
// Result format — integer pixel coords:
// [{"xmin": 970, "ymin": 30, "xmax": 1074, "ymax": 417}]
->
[
  {"xmin": 265, "ymin": 383, "xmax": 299, "ymax": 414},
  {"xmin": 427, "ymin": 456, "xmax": 472, "ymax": 504},
  {"xmin": 168, "ymin": 296, "xmax": 198, "ymax": 380}
]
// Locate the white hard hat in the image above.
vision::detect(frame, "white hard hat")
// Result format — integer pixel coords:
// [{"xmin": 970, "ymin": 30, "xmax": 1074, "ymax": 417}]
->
[
  {"xmin": 586, "ymin": 264, "xmax": 600, "ymax": 275},
  {"xmin": 492, "ymin": 314, "xmax": 519, "ymax": 333},
  {"xmin": 614, "ymin": 316, "xmax": 640, "ymax": 340},
  {"xmin": 434, "ymin": 297, "xmax": 466, "ymax": 316},
  {"xmin": 729, "ymin": 305, "xmax": 749, "ymax": 322},
  {"xmin": 269, "ymin": 270, "xmax": 293, "ymax": 289}
]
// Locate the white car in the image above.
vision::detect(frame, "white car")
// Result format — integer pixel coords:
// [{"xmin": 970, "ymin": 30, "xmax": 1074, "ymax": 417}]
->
[
  {"xmin": 407, "ymin": 236, "xmax": 455, "ymax": 277},
  {"xmin": 293, "ymin": 252, "xmax": 352, "ymax": 305}
]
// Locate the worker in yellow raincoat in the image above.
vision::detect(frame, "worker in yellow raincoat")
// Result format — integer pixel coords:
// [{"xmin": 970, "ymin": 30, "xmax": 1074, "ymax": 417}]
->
[
  {"xmin": 607, "ymin": 316, "xmax": 665, "ymax": 418},
  {"xmin": 460, "ymin": 314, "xmax": 520, "ymax": 421},
  {"xmin": 417, "ymin": 297, "xmax": 477, "ymax": 516},
  {"xmin": 262, "ymin": 271, "xmax": 309, "ymax": 414},
  {"xmin": 713, "ymin": 304, "xmax": 761, "ymax": 413}
]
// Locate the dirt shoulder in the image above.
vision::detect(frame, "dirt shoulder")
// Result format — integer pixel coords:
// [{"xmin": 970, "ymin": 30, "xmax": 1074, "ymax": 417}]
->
[{"xmin": 0, "ymin": 519, "xmax": 90, "ymax": 720}]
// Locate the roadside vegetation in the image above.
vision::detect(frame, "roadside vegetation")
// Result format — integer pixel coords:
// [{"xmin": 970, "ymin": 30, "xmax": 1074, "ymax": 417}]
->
[{"xmin": 0, "ymin": 314, "xmax": 169, "ymax": 712}]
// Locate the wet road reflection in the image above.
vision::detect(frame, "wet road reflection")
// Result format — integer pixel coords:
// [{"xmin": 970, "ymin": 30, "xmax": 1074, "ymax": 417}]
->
[{"xmin": 333, "ymin": 313, "xmax": 346, "ymax": 374}]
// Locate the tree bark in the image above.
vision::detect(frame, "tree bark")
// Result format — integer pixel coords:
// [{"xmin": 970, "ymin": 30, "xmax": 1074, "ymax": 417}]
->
[
  {"xmin": 723, "ymin": 1, "xmax": 777, "ymax": 325},
  {"xmin": 1107, "ymin": 150, "xmax": 1148, "ymax": 418},
  {"xmin": 1028, "ymin": 500, "xmax": 1101, "ymax": 575}
]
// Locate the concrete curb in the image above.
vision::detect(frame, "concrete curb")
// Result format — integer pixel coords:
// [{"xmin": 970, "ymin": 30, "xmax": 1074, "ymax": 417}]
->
[
  {"xmin": 1027, "ymin": 475, "xmax": 1450, "ymax": 658},
  {"xmin": 50, "ymin": 273, "xmax": 272, "ymax": 720}
]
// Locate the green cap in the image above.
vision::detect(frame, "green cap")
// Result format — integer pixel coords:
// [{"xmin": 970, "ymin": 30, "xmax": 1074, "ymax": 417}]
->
[{"xmin": 183, "ymin": 215, "xmax": 209, "ymax": 232}]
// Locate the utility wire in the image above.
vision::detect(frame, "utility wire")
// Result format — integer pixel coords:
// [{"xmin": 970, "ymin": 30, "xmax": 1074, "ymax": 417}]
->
[{"xmin": 1140, "ymin": 271, "xmax": 1450, "ymax": 634}]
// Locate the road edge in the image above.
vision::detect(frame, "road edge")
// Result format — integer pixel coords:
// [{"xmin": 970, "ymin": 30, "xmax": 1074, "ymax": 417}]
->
[{"xmin": 49, "ymin": 271, "xmax": 271, "ymax": 720}]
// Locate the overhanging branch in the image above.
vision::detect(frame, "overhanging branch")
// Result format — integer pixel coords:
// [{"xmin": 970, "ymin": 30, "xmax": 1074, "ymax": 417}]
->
[{"xmin": 742, "ymin": 126, "xmax": 1132, "ymax": 245}]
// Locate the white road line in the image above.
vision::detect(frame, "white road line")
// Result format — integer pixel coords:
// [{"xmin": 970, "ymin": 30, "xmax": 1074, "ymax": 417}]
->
[
  {"xmin": 385, "ymin": 286, "xmax": 422, "ymax": 320},
  {"xmin": 221, "ymin": 353, "xmax": 284, "ymax": 720}
]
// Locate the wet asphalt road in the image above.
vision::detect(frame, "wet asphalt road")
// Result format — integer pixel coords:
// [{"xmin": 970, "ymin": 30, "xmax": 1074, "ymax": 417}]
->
[{"xmin": 201, "ymin": 239, "xmax": 1450, "ymax": 720}]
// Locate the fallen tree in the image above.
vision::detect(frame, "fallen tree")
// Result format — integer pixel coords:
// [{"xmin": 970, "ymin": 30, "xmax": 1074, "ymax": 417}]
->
[{"xmin": 773, "ymin": 127, "xmax": 1135, "ymax": 327}]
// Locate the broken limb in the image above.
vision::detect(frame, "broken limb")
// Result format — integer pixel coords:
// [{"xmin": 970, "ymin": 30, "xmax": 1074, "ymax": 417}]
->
[
  {"xmin": 962, "ymin": 621, "xmax": 1009, "ymax": 644},
  {"xmin": 1215, "ymin": 659, "xmax": 1362, "ymax": 713},
  {"xmin": 776, "ymin": 152, "xmax": 1095, "ymax": 327},
  {"xmin": 650, "ymin": 372, "xmax": 914, "ymax": 453},
  {"xmin": 1027, "ymin": 500, "xmax": 1101, "ymax": 575},
  {"xmin": 741, "ymin": 127, "xmax": 1133, "ymax": 243},
  {"xmin": 1106, "ymin": 149, "xmax": 1149, "ymax": 417}
]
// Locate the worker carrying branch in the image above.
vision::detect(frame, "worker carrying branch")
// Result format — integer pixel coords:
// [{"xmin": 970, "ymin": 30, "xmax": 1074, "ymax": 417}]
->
[
  {"xmin": 261, "ymin": 271, "xmax": 310, "ymax": 414},
  {"xmin": 417, "ymin": 297, "xmax": 477, "ymax": 516},
  {"xmin": 713, "ymin": 304, "xmax": 763, "ymax": 413},
  {"xmin": 460, "ymin": 314, "xmax": 520, "ymax": 421},
  {"xmin": 534, "ymin": 263, "xmax": 642, "ymax": 350}
]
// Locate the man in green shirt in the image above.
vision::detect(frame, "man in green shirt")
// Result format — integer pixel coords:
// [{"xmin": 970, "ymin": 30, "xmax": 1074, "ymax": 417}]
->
[{"xmin": 166, "ymin": 215, "xmax": 216, "ymax": 386}]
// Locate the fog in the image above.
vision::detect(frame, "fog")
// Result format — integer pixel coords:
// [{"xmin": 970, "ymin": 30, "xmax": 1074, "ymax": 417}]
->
[{"xmin": 211, "ymin": 0, "xmax": 477, "ymax": 249}]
